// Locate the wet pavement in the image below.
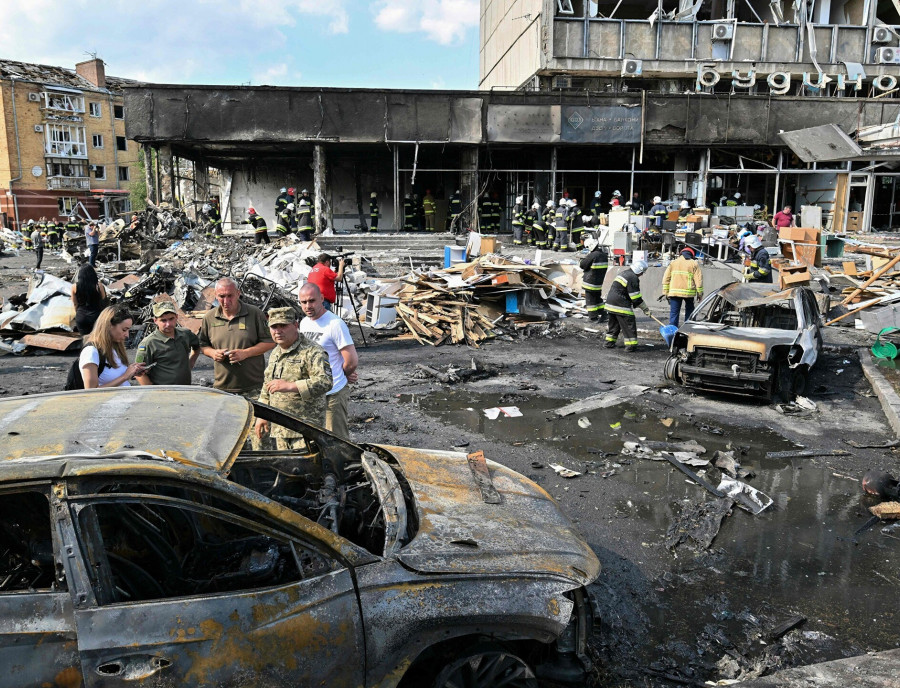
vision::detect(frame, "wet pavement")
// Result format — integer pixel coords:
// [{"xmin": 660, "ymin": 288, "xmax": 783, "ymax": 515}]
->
[{"xmin": 402, "ymin": 390, "xmax": 900, "ymax": 684}]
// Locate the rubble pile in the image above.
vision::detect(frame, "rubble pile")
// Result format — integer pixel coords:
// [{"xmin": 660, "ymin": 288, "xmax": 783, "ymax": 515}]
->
[{"xmin": 365, "ymin": 254, "xmax": 585, "ymax": 347}]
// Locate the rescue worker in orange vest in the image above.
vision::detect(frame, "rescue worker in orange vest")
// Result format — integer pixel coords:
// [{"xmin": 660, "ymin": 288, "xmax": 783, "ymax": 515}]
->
[{"xmin": 662, "ymin": 245, "xmax": 703, "ymax": 327}]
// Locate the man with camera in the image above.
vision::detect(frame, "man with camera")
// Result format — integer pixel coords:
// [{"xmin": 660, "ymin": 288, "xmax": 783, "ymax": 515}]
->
[{"xmin": 306, "ymin": 253, "xmax": 345, "ymax": 310}]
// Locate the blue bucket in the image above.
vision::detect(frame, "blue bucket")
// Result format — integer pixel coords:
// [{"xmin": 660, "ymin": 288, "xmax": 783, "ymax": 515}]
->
[{"xmin": 660, "ymin": 325, "xmax": 678, "ymax": 347}]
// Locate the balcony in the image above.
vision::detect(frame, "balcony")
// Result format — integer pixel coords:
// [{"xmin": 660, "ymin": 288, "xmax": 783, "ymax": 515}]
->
[
  {"xmin": 47, "ymin": 176, "xmax": 91, "ymax": 191},
  {"xmin": 41, "ymin": 92, "xmax": 85, "ymax": 114},
  {"xmin": 44, "ymin": 143, "xmax": 88, "ymax": 158}
]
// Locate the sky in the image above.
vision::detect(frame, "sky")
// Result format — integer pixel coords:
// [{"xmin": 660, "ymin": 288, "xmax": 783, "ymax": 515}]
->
[{"xmin": 0, "ymin": 0, "xmax": 481, "ymax": 90}]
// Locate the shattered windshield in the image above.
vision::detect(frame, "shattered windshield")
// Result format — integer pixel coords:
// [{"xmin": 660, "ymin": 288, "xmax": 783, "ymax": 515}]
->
[{"xmin": 693, "ymin": 296, "xmax": 798, "ymax": 330}]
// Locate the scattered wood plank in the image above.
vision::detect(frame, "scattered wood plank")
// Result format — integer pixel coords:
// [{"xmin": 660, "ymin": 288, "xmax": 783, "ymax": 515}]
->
[
  {"xmin": 870, "ymin": 501, "xmax": 900, "ymax": 520},
  {"xmin": 551, "ymin": 385, "xmax": 649, "ymax": 417},
  {"xmin": 765, "ymin": 449, "xmax": 851, "ymax": 459}
]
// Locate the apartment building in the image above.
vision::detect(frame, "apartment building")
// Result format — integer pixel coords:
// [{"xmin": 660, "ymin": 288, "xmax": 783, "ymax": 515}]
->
[{"xmin": 0, "ymin": 58, "xmax": 139, "ymax": 231}]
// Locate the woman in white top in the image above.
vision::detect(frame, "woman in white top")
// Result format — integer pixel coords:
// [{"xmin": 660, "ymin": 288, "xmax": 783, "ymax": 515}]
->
[{"xmin": 80, "ymin": 305, "xmax": 145, "ymax": 388}]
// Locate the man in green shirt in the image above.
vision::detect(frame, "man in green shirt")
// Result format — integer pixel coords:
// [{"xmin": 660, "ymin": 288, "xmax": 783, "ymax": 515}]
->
[
  {"xmin": 135, "ymin": 301, "xmax": 201, "ymax": 385},
  {"xmin": 255, "ymin": 307, "xmax": 332, "ymax": 451}
]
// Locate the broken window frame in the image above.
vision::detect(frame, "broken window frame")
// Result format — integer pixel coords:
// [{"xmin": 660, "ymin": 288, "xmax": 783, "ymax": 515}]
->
[
  {"xmin": 91, "ymin": 133, "xmax": 103, "ymax": 149},
  {"xmin": 88, "ymin": 102, "xmax": 101, "ymax": 118},
  {"xmin": 93, "ymin": 165, "xmax": 106, "ymax": 180},
  {"xmin": 57, "ymin": 197, "xmax": 77, "ymax": 215},
  {"xmin": 115, "ymin": 136, "xmax": 127, "ymax": 152},
  {"xmin": 70, "ymin": 490, "xmax": 341, "ymax": 606},
  {"xmin": 557, "ymin": 0, "xmax": 575, "ymax": 15},
  {"xmin": 113, "ymin": 104, "xmax": 124, "ymax": 120},
  {"xmin": 117, "ymin": 165, "xmax": 130, "ymax": 182},
  {"xmin": 0, "ymin": 484, "xmax": 65, "ymax": 594},
  {"xmin": 47, "ymin": 160, "xmax": 87, "ymax": 179},
  {"xmin": 41, "ymin": 91, "xmax": 85, "ymax": 114},
  {"xmin": 44, "ymin": 123, "xmax": 87, "ymax": 158}
]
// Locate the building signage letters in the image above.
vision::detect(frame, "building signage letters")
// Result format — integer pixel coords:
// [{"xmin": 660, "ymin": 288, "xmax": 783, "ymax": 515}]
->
[{"xmin": 695, "ymin": 63, "xmax": 887, "ymax": 94}]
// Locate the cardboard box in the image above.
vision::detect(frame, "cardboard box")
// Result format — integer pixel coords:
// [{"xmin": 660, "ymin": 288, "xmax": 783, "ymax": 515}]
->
[
  {"xmin": 480, "ymin": 236, "xmax": 499, "ymax": 254},
  {"xmin": 778, "ymin": 264, "xmax": 811, "ymax": 289}
]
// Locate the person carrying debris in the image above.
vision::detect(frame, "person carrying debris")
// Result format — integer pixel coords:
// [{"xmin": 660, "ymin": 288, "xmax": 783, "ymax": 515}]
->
[
  {"xmin": 605, "ymin": 259, "xmax": 652, "ymax": 353},
  {"xmin": 423, "ymin": 190, "xmax": 436, "ymax": 231},
  {"xmin": 255, "ymin": 307, "xmax": 332, "ymax": 449},
  {"xmin": 296, "ymin": 200, "xmax": 313, "ymax": 241},
  {"xmin": 553, "ymin": 197, "xmax": 569, "ymax": 251},
  {"xmin": 299, "ymin": 283, "xmax": 358, "ymax": 440},
  {"xmin": 242, "ymin": 207, "xmax": 270, "ymax": 245},
  {"xmin": 85, "ymin": 221, "xmax": 100, "ymax": 266},
  {"xmin": 199, "ymin": 277, "xmax": 276, "ymax": 401},
  {"xmin": 662, "ymin": 246, "xmax": 703, "ymax": 327},
  {"xmin": 650, "ymin": 196, "xmax": 668, "ymax": 228},
  {"xmin": 135, "ymin": 300, "xmax": 201, "ymax": 386},
  {"xmin": 580, "ymin": 236, "xmax": 609, "ymax": 323},
  {"xmin": 743, "ymin": 235, "xmax": 772, "ymax": 283},
  {"xmin": 369, "ymin": 192, "xmax": 379, "ymax": 233},
  {"xmin": 512, "ymin": 195, "xmax": 526, "ymax": 245}
]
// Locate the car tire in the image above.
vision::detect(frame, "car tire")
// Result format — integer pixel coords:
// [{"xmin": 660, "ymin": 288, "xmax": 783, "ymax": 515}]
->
[
  {"xmin": 776, "ymin": 363, "xmax": 808, "ymax": 403},
  {"xmin": 432, "ymin": 645, "xmax": 538, "ymax": 688}
]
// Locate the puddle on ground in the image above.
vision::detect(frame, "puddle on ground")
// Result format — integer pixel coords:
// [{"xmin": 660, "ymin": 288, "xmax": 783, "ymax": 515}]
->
[{"xmin": 402, "ymin": 390, "xmax": 900, "ymax": 669}]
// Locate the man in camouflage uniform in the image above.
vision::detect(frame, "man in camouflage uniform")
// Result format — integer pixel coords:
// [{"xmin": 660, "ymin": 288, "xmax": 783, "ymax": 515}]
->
[{"xmin": 255, "ymin": 307, "xmax": 333, "ymax": 451}]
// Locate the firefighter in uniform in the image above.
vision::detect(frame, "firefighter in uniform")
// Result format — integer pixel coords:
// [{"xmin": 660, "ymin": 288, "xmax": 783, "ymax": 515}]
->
[
  {"xmin": 589, "ymin": 191, "xmax": 603, "ymax": 219},
  {"xmin": 296, "ymin": 200, "xmax": 313, "ymax": 241},
  {"xmin": 275, "ymin": 187, "xmax": 289, "ymax": 218},
  {"xmin": 744, "ymin": 235, "xmax": 772, "ymax": 283},
  {"xmin": 298, "ymin": 189, "xmax": 314, "ymax": 231},
  {"xmin": 552, "ymin": 198, "xmax": 568, "ymax": 251},
  {"xmin": 512, "ymin": 195, "xmax": 526, "ymax": 245},
  {"xmin": 650, "ymin": 196, "xmax": 668, "ymax": 228},
  {"xmin": 448, "ymin": 190, "xmax": 462, "ymax": 232},
  {"xmin": 65, "ymin": 216, "xmax": 81, "ymax": 247},
  {"xmin": 543, "ymin": 199, "xmax": 556, "ymax": 248},
  {"xmin": 605, "ymin": 259, "xmax": 651, "ymax": 352},
  {"xmin": 489, "ymin": 192, "xmax": 501, "ymax": 232},
  {"xmin": 275, "ymin": 201, "xmax": 292, "ymax": 237},
  {"xmin": 524, "ymin": 201, "xmax": 537, "ymax": 246},
  {"xmin": 403, "ymin": 194, "xmax": 415, "ymax": 231},
  {"xmin": 568, "ymin": 198, "xmax": 585, "ymax": 250},
  {"xmin": 207, "ymin": 198, "xmax": 222, "ymax": 236},
  {"xmin": 662, "ymin": 245, "xmax": 703, "ymax": 327},
  {"xmin": 242, "ymin": 207, "xmax": 269, "ymax": 245},
  {"xmin": 369, "ymin": 192, "xmax": 379, "ymax": 233},
  {"xmin": 580, "ymin": 237, "xmax": 609, "ymax": 322},
  {"xmin": 480, "ymin": 194, "xmax": 492, "ymax": 232},
  {"xmin": 23, "ymin": 220, "xmax": 34, "ymax": 250},
  {"xmin": 46, "ymin": 218, "xmax": 60, "ymax": 248},
  {"xmin": 423, "ymin": 190, "xmax": 436, "ymax": 231}
]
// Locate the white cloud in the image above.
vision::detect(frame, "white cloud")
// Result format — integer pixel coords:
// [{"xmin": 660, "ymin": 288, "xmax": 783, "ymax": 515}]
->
[
  {"xmin": 254, "ymin": 62, "xmax": 299, "ymax": 86},
  {"xmin": 373, "ymin": 0, "xmax": 478, "ymax": 44}
]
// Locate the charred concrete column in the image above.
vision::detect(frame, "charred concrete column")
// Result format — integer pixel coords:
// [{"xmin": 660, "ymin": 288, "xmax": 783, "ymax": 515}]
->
[
  {"xmin": 158, "ymin": 144, "xmax": 175, "ymax": 204},
  {"xmin": 195, "ymin": 162, "xmax": 210, "ymax": 200},
  {"xmin": 142, "ymin": 144, "xmax": 156, "ymax": 205},
  {"xmin": 393, "ymin": 145, "xmax": 400, "ymax": 231},
  {"xmin": 313, "ymin": 144, "xmax": 330, "ymax": 233},
  {"xmin": 460, "ymin": 146, "xmax": 478, "ymax": 232}
]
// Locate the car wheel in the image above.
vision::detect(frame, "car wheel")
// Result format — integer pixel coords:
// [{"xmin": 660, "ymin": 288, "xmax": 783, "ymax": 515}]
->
[
  {"xmin": 663, "ymin": 354, "xmax": 683, "ymax": 384},
  {"xmin": 776, "ymin": 363, "xmax": 808, "ymax": 403},
  {"xmin": 432, "ymin": 647, "xmax": 538, "ymax": 688}
]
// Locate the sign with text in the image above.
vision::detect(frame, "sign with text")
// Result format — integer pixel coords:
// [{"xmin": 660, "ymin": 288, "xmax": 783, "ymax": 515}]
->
[
  {"xmin": 486, "ymin": 105, "xmax": 561, "ymax": 143},
  {"xmin": 560, "ymin": 105, "xmax": 642, "ymax": 144}
]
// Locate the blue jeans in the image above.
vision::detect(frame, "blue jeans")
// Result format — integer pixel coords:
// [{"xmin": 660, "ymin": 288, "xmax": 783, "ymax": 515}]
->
[
  {"xmin": 669, "ymin": 296, "xmax": 694, "ymax": 327},
  {"xmin": 88, "ymin": 243, "xmax": 98, "ymax": 266}
]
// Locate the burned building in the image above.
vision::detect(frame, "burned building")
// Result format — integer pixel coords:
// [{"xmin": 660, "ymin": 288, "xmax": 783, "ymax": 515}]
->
[{"xmin": 123, "ymin": 1, "xmax": 900, "ymax": 234}]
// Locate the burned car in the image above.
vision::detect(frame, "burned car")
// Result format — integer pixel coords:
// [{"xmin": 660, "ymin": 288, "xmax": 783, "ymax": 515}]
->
[
  {"xmin": 0, "ymin": 387, "xmax": 598, "ymax": 688},
  {"xmin": 664, "ymin": 282, "xmax": 825, "ymax": 400}
]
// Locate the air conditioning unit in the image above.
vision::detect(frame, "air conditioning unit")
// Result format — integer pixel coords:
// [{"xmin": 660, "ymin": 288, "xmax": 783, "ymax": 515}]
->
[
  {"xmin": 621, "ymin": 59, "xmax": 643, "ymax": 77},
  {"xmin": 89, "ymin": 164, "xmax": 97, "ymax": 171},
  {"xmin": 876, "ymin": 47, "xmax": 900, "ymax": 64},
  {"xmin": 873, "ymin": 26, "xmax": 893, "ymax": 44},
  {"xmin": 27, "ymin": 92, "xmax": 40, "ymax": 102},
  {"xmin": 712, "ymin": 23, "xmax": 734, "ymax": 41},
  {"xmin": 551, "ymin": 75, "xmax": 572, "ymax": 89},
  {"xmin": 33, "ymin": 124, "xmax": 43, "ymax": 133}
]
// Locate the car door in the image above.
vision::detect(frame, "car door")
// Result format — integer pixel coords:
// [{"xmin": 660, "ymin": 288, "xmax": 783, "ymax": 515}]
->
[
  {"xmin": 67, "ymin": 484, "xmax": 365, "ymax": 688},
  {"xmin": 0, "ymin": 486, "xmax": 81, "ymax": 688}
]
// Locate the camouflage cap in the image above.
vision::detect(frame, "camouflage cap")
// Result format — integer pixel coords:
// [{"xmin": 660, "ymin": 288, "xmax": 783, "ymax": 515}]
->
[
  {"xmin": 151, "ymin": 301, "xmax": 177, "ymax": 317},
  {"xmin": 268, "ymin": 307, "xmax": 298, "ymax": 326}
]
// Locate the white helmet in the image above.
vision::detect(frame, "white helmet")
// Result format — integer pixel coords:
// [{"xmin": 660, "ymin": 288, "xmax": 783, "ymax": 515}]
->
[
  {"xmin": 632, "ymin": 259, "xmax": 649, "ymax": 275},
  {"xmin": 299, "ymin": 199, "xmax": 309, "ymax": 207},
  {"xmin": 567, "ymin": 199, "xmax": 576, "ymax": 208},
  {"xmin": 585, "ymin": 237, "xmax": 599, "ymax": 251},
  {"xmin": 680, "ymin": 200, "xmax": 689, "ymax": 209},
  {"xmin": 286, "ymin": 202, "xmax": 294, "ymax": 211},
  {"xmin": 515, "ymin": 195, "xmax": 523, "ymax": 204},
  {"xmin": 653, "ymin": 196, "xmax": 662, "ymax": 204},
  {"xmin": 370, "ymin": 191, "xmax": 377, "ymax": 198},
  {"xmin": 202, "ymin": 203, "xmax": 211, "ymax": 213},
  {"xmin": 613, "ymin": 190, "xmax": 622, "ymax": 197},
  {"xmin": 546, "ymin": 199, "xmax": 555, "ymax": 208},
  {"xmin": 301, "ymin": 188, "xmax": 309, "ymax": 194},
  {"xmin": 594, "ymin": 190, "xmax": 602, "ymax": 198},
  {"xmin": 746, "ymin": 235, "xmax": 762, "ymax": 250},
  {"xmin": 280, "ymin": 187, "xmax": 287, "ymax": 193},
  {"xmin": 734, "ymin": 192, "xmax": 742, "ymax": 199},
  {"xmin": 69, "ymin": 215, "xmax": 75, "ymax": 221},
  {"xmin": 532, "ymin": 202, "xmax": 540, "ymax": 210},
  {"xmin": 559, "ymin": 198, "xmax": 567, "ymax": 206}
]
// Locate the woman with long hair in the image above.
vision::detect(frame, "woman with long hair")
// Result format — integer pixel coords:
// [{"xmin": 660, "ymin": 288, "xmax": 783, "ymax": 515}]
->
[
  {"xmin": 71, "ymin": 264, "xmax": 107, "ymax": 335},
  {"xmin": 79, "ymin": 305, "xmax": 145, "ymax": 388}
]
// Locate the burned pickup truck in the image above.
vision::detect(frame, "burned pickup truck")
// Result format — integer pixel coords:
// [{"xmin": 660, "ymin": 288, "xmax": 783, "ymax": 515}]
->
[
  {"xmin": 0, "ymin": 387, "xmax": 598, "ymax": 688},
  {"xmin": 664, "ymin": 282, "xmax": 825, "ymax": 401}
]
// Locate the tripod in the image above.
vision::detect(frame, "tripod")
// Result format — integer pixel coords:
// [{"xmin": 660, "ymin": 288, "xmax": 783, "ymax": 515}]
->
[{"xmin": 334, "ymin": 271, "xmax": 368, "ymax": 347}]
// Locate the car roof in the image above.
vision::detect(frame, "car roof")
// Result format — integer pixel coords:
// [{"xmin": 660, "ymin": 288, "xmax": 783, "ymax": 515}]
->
[{"xmin": 0, "ymin": 387, "xmax": 252, "ymax": 476}]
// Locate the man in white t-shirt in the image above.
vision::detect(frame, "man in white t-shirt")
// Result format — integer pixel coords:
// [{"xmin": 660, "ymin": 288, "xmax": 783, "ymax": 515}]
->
[{"xmin": 298, "ymin": 283, "xmax": 358, "ymax": 440}]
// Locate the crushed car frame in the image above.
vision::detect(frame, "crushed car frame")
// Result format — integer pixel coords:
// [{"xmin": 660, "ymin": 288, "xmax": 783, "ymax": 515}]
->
[
  {"xmin": 664, "ymin": 282, "xmax": 825, "ymax": 401},
  {"xmin": 0, "ymin": 387, "xmax": 599, "ymax": 688}
]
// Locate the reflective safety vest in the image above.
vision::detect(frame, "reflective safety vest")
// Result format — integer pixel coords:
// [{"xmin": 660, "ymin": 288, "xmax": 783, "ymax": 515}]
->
[
  {"xmin": 423, "ymin": 196, "xmax": 436, "ymax": 215},
  {"xmin": 662, "ymin": 255, "xmax": 703, "ymax": 298},
  {"xmin": 748, "ymin": 247, "xmax": 772, "ymax": 283},
  {"xmin": 296, "ymin": 207, "xmax": 312, "ymax": 231},
  {"xmin": 244, "ymin": 215, "xmax": 267, "ymax": 232},
  {"xmin": 512, "ymin": 204, "xmax": 525, "ymax": 226},
  {"xmin": 449, "ymin": 195, "xmax": 461, "ymax": 217},
  {"xmin": 554, "ymin": 207, "xmax": 567, "ymax": 228},
  {"xmin": 580, "ymin": 247, "xmax": 609, "ymax": 289},
  {"xmin": 606, "ymin": 269, "xmax": 644, "ymax": 316},
  {"xmin": 369, "ymin": 198, "xmax": 379, "ymax": 219}
]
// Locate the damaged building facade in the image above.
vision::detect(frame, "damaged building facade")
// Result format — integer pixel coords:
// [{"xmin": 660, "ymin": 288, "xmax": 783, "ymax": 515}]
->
[
  {"xmin": 124, "ymin": 0, "xmax": 900, "ymax": 234},
  {"xmin": 0, "ymin": 59, "xmax": 141, "ymax": 230}
]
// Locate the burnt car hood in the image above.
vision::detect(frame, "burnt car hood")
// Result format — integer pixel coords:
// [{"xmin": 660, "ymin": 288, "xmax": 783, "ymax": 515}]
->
[
  {"xmin": 380, "ymin": 446, "xmax": 600, "ymax": 586},
  {"xmin": 680, "ymin": 322, "xmax": 799, "ymax": 360}
]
